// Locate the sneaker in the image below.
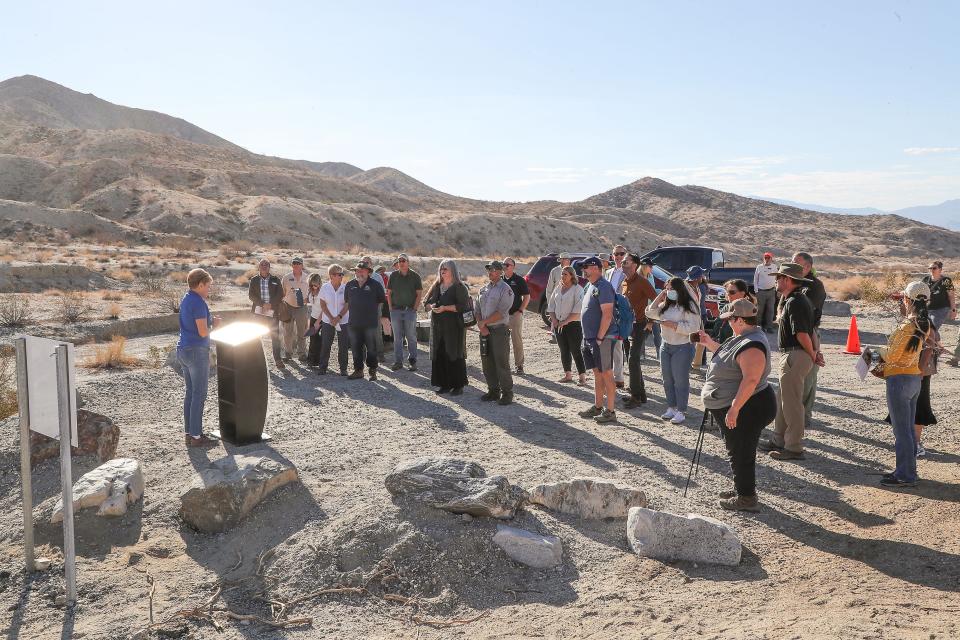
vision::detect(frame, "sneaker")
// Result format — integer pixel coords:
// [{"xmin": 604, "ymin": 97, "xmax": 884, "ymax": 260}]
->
[
  {"xmin": 480, "ymin": 391, "xmax": 501, "ymax": 402},
  {"xmin": 757, "ymin": 439, "xmax": 784, "ymax": 452},
  {"xmin": 297, "ymin": 355, "xmax": 309, "ymax": 363},
  {"xmin": 339, "ymin": 370, "xmax": 349, "ymax": 376},
  {"xmin": 276, "ymin": 361, "xmax": 286, "ymax": 371},
  {"xmin": 186, "ymin": 435, "xmax": 218, "ymax": 448},
  {"xmin": 719, "ymin": 495, "xmax": 760, "ymax": 512},
  {"xmin": 594, "ymin": 409, "xmax": 617, "ymax": 424},
  {"xmin": 347, "ymin": 370, "xmax": 364, "ymax": 380},
  {"xmin": 408, "ymin": 362, "xmax": 417, "ymax": 372},
  {"xmin": 317, "ymin": 368, "xmax": 328, "ymax": 375},
  {"xmin": 369, "ymin": 369, "xmax": 378, "ymax": 381},
  {"xmin": 880, "ymin": 476, "xmax": 917, "ymax": 488},
  {"xmin": 497, "ymin": 393, "xmax": 513, "ymax": 406},
  {"xmin": 615, "ymin": 381, "xmax": 625, "ymax": 389},
  {"xmin": 718, "ymin": 489, "xmax": 737, "ymax": 499},
  {"xmin": 578, "ymin": 405, "xmax": 603, "ymax": 418},
  {"xmin": 947, "ymin": 357, "xmax": 959, "ymax": 367},
  {"xmin": 769, "ymin": 449, "xmax": 805, "ymax": 461},
  {"xmin": 660, "ymin": 408, "xmax": 677, "ymax": 420},
  {"xmin": 515, "ymin": 366, "xmax": 524, "ymax": 375},
  {"xmin": 436, "ymin": 387, "xmax": 451, "ymax": 395},
  {"xmin": 670, "ymin": 412, "xmax": 686, "ymax": 424},
  {"xmin": 916, "ymin": 443, "xmax": 926, "ymax": 458},
  {"xmin": 623, "ymin": 397, "xmax": 643, "ymax": 409},
  {"xmin": 450, "ymin": 387, "xmax": 464, "ymax": 396},
  {"xmin": 391, "ymin": 362, "xmax": 404, "ymax": 371}
]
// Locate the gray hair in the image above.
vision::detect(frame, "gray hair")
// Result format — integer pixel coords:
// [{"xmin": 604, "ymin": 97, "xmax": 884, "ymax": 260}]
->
[
  {"xmin": 793, "ymin": 251, "xmax": 813, "ymax": 265},
  {"xmin": 437, "ymin": 259, "xmax": 462, "ymax": 284}
]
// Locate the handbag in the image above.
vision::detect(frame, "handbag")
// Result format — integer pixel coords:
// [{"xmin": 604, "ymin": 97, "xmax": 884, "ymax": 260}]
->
[
  {"xmin": 277, "ymin": 301, "xmax": 293, "ymax": 323},
  {"xmin": 919, "ymin": 326, "xmax": 941, "ymax": 377},
  {"xmin": 462, "ymin": 295, "xmax": 477, "ymax": 327}
]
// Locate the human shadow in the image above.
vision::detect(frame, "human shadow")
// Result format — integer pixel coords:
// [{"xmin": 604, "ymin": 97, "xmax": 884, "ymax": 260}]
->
[
  {"xmin": 368, "ymin": 378, "xmax": 467, "ymax": 432},
  {"xmin": 761, "ymin": 507, "xmax": 960, "ymax": 591},
  {"xmin": 820, "ymin": 327, "xmax": 889, "ymax": 347},
  {"xmin": 33, "ymin": 500, "xmax": 144, "ymax": 560}
]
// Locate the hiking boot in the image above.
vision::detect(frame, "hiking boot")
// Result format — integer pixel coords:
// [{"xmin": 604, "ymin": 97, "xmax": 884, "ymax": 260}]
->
[
  {"xmin": 498, "ymin": 393, "xmax": 513, "ymax": 406},
  {"xmin": 436, "ymin": 387, "xmax": 451, "ymax": 395},
  {"xmin": 369, "ymin": 369, "xmax": 378, "ymax": 381},
  {"xmin": 615, "ymin": 381, "xmax": 625, "ymax": 389},
  {"xmin": 947, "ymin": 357, "xmax": 959, "ymax": 367},
  {"xmin": 720, "ymin": 495, "xmax": 760, "ymax": 512},
  {"xmin": 880, "ymin": 476, "xmax": 917, "ymax": 488},
  {"xmin": 916, "ymin": 442, "xmax": 927, "ymax": 458},
  {"xmin": 276, "ymin": 360, "xmax": 286, "ymax": 370},
  {"xmin": 578, "ymin": 405, "xmax": 603, "ymax": 418},
  {"xmin": 186, "ymin": 435, "xmax": 218, "ymax": 448},
  {"xmin": 297, "ymin": 355, "xmax": 309, "ymax": 363},
  {"xmin": 757, "ymin": 439, "xmax": 784, "ymax": 452},
  {"xmin": 408, "ymin": 362, "xmax": 418, "ymax": 372},
  {"xmin": 347, "ymin": 370, "xmax": 364, "ymax": 380},
  {"xmin": 391, "ymin": 362, "xmax": 404, "ymax": 371},
  {"xmin": 515, "ymin": 366, "xmax": 524, "ymax": 375},
  {"xmin": 594, "ymin": 409, "xmax": 617, "ymax": 424},
  {"xmin": 769, "ymin": 449, "xmax": 805, "ymax": 461},
  {"xmin": 718, "ymin": 489, "xmax": 737, "ymax": 499},
  {"xmin": 480, "ymin": 391, "xmax": 501, "ymax": 401},
  {"xmin": 623, "ymin": 397, "xmax": 643, "ymax": 409},
  {"xmin": 317, "ymin": 368, "xmax": 327, "ymax": 375}
]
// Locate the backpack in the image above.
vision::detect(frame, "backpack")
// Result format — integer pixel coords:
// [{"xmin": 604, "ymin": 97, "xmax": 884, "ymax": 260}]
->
[{"xmin": 613, "ymin": 293, "xmax": 635, "ymax": 340}]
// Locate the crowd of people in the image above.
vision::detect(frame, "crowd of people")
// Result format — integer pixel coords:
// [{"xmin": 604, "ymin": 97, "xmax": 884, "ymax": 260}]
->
[{"xmin": 174, "ymin": 248, "xmax": 953, "ymax": 510}]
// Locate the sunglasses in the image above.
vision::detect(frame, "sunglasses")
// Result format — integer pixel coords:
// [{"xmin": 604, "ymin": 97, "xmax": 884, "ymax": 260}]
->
[
  {"xmin": 725, "ymin": 289, "xmax": 738, "ymax": 295},
  {"xmin": 398, "ymin": 258, "xmax": 408, "ymax": 263},
  {"xmin": 614, "ymin": 252, "xmax": 626, "ymax": 257},
  {"xmin": 331, "ymin": 272, "xmax": 344, "ymax": 276}
]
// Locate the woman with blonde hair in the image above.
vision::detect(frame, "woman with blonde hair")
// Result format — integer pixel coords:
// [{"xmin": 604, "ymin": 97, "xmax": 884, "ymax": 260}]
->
[
  {"xmin": 424, "ymin": 260, "xmax": 470, "ymax": 395},
  {"xmin": 547, "ymin": 266, "xmax": 586, "ymax": 384},
  {"xmin": 305, "ymin": 272, "xmax": 324, "ymax": 367}
]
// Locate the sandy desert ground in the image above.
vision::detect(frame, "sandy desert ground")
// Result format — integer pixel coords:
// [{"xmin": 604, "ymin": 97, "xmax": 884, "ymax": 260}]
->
[{"xmin": 0, "ymin": 300, "xmax": 958, "ymax": 639}]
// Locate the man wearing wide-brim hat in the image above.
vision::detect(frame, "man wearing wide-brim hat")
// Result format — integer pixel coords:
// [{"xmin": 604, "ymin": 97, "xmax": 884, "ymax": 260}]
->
[
  {"xmin": 344, "ymin": 261, "xmax": 387, "ymax": 380},
  {"xmin": 546, "ymin": 252, "xmax": 574, "ymax": 343},
  {"xmin": 759, "ymin": 262, "xmax": 816, "ymax": 461}
]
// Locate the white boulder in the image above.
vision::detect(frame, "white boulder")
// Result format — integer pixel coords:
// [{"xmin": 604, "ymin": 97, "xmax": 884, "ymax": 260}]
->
[
  {"xmin": 529, "ymin": 477, "xmax": 647, "ymax": 519},
  {"xmin": 626, "ymin": 507, "xmax": 741, "ymax": 566},
  {"xmin": 50, "ymin": 458, "xmax": 144, "ymax": 523},
  {"xmin": 492, "ymin": 525, "xmax": 562, "ymax": 569}
]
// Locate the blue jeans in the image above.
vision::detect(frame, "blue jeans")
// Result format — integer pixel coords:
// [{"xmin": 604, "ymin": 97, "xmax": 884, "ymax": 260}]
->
[
  {"xmin": 390, "ymin": 309, "xmax": 418, "ymax": 364},
  {"xmin": 177, "ymin": 347, "xmax": 209, "ymax": 438},
  {"xmin": 660, "ymin": 342, "xmax": 695, "ymax": 412},
  {"xmin": 885, "ymin": 374, "xmax": 921, "ymax": 482},
  {"xmin": 651, "ymin": 322, "xmax": 662, "ymax": 355},
  {"xmin": 349, "ymin": 325, "xmax": 380, "ymax": 372}
]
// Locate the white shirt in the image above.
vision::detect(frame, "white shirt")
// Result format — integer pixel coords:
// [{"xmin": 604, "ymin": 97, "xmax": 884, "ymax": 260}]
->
[
  {"xmin": 547, "ymin": 283, "xmax": 585, "ymax": 322},
  {"xmin": 754, "ymin": 262, "xmax": 779, "ymax": 291},
  {"xmin": 318, "ymin": 281, "xmax": 349, "ymax": 328},
  {"xmin": 307, "ymin": 290, "xmax": 324, "ymax": 319},
  {"xmin": 605, "ymin": 265, "xmax": 626, "ymax": 292},
  {"xmin": 644, "ymin": 300, "xmax": 702, "ymax": 345}
]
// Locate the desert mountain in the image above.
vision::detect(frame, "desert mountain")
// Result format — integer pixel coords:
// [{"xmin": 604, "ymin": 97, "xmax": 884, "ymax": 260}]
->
[{"xmin": 0, "ymin": 75, "xmax": 958, "ymax": 266}]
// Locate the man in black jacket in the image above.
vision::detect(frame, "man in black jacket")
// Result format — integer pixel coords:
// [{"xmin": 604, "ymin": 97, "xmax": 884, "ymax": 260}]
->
[{"xmin": 248, "ymin": 258, "xmax": 285, "ymax": 370}]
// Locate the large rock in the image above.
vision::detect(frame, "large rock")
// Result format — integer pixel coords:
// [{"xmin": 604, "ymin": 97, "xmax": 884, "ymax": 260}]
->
[
  {"xmin": 529, "ymin": 477, "xmax": 647, "ymax": 519},
  {"xmin": 48, "ymin": 458, "xmax": 144, "ymax": 523},
  {"xmin": 493, "ymin": 525, "xmax": 562, "ymax": 569},
  {"xmin": 822, "ymin": 300, "xmax": 852, "ymax": 317},
  {"xmin": 29, "ymin": 409, "xmax": 119, "ymax": 468},
  {"xmin": 180, "ymin": 450, "xmax": 299, "ymax": 533},
  {"xmin": 385, "ymin": 457, "xmax": 527, "ymax": 519},
  {"xmin": 626, "ymin": 507, "xmax": 741, "ymax": 566}
]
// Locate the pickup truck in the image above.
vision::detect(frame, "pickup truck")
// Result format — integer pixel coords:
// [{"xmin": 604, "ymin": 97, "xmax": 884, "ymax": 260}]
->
[{"xmin": 639, "ymin": 246, "xmax": 757, "ymax": 291}]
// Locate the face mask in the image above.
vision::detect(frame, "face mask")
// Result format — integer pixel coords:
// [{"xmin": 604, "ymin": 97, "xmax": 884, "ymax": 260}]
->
[{"xmin": 666, "ymin": 290, "xmax": 678, "ymax": 301}]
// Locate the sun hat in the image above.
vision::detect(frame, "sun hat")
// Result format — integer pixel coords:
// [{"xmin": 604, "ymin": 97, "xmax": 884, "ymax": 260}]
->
[
  {"xmin": 686, "ymin": 265, "xmax": 706, "ymax": 281},
  {"xmin": 773, "ymin": 263, "xmax": 812, "ymax": 283},
  {"xmin": 558, "ymin": 252, "xmax": 572, "ymax": 259},
  {"xmin": 905, "ymin": 280, "xmax": 931, "ymax": 301},
  {"xmin": 353, "ymin": 262, "xmax": 372, "ymax": 272},
  {"xmin": 719, "ymin": 298, "xmax": 758, "ymax": 320},
  {"xmin": 485, "ymin": 260, "xmax": 505, "ymax": 271}
]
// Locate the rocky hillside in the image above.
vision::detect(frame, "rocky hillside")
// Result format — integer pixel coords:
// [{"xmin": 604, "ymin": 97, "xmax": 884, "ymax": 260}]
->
[{"xmin": 0, "ymin": 75, "xmax": 957, "ymax": 265}]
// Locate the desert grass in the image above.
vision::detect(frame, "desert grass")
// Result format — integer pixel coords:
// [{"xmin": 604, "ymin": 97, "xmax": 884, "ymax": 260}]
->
[
  {"xmin": 106, "ymin": 303, "xmax": 122, "ymax": 319},
  {"xmin": 102, "ymin": 290, "xmax": 126, "ymax": 301},
  {"xmin": 83, "ymin": 336, "xmax": 142, "ymax": 370},
  {"xmin": 234, "ymin": 268, "xmax": 258, "ymax": 287},
  {"xmin": 108, "ymin": 268, "xmax": 136, "ymax": 283},
  {"xmin": 0, "ymin": 294, "xmax": 34, "ymax": 327},
  {"xmin": 58, "ymin": 292, "xmax": 94, "ymax": 324}
]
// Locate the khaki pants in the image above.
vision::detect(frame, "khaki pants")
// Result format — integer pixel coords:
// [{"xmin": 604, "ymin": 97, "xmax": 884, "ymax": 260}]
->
[
  {"xmin": 803, "ymin": 362, "xmax": 819, "ymax": 427},
  {"xmin": 773, "ymin": 350, "xmax": 814, "ymax": 453},
  {"xmin": 613, "ymin": 340, "xmax": 625, "ymax": 382},
  {"xmin": 281, "ymin": 304, "xmax": 310, "ymax": 357},
  {"xmin": 508, "ymin": 311, "xmax": 525, "ymax": 369},
  {"xmin": 481, "ymin": 326, "xmax": 513, "ymax": 394}
]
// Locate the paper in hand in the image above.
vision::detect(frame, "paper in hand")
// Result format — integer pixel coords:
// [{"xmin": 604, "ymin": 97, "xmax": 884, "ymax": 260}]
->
[{"xmin": 855, "ymin": 348, "xmax": 871, "ymax": 381}]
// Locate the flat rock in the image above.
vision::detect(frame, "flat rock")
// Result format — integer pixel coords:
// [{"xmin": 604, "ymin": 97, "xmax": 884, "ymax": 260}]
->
[
  {"xmin": 493, "ymin": 525, "xmax": 562, "ymax": 568},
  {"xmin": 822, "ymin": 300, "xmax": 852, "ymax": 317},
  {"xmin": 29, "ymin": 409, "xmax": 119, "ymax": 468},
  {"xmin": 627, "ymin": 507, "xmax": 741, "ymax": 566},
  {"xmin": 385, "ymin": 457, "xmax": 527, "ymax": 519},
  {"xmin": 529, "ymin": 477, "xmax": 647, "ymax": 519},
  {"xmin": 49, "ymin": 458, "xmax": 144, "ymax": 523},
  {"xmin": 179, "ymin": 450, "xmax": 299, "ymax": 533}
]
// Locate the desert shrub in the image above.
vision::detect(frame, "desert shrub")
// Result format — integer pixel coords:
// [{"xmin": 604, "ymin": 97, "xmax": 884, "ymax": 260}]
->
[
  {"xmin": 83, "ymin": 336, "xmax": 142, "ymax": 370},
  {"xmin": 157, "ymin": 285, "xmax": 182, "ymax": 313},
  {"xmin": 147, "ymin": 344, "xmax": 174, "ymax": 369},
  {"xmin": 101, "ymin": 290, "xmax": 125, "ymax": 301},
  {"xmin": 0, "ymin": 294, "xmax": 34, "ymax": 327},
  {"xmin": 107, "ymin": 303, "xmax": 121, "ymax": 319},
  {"xmin": 139, "ymin": 272, "xmax": 167, "ymax": 293},
  {"xmin": 823, "ymin": 276, "xmax": 862, "ymax": 301},
  {"xmin": 234, "ymin": 268, "xmax": 258, "ymax": 287},
  {"xmin": 220, "ymin": 239, "xmax": 254, "ymax": 258},
  {"xmin": 108, "ymin": 269, "xmax": 136, "ymax": 283},
  {"xmin": 167, "ymin": 271, "xmax": 189, "ymax": 285},
  {"xmin": 58, "ymin": 293, "xmax": 94, "ymax": 324},
  {"xmin": 0, "ymin": 346, "xmax": 17, "ymax": 421},
  {"xmin": 207, "ymin": 280, "xmax": 224, "ymax": 302}
]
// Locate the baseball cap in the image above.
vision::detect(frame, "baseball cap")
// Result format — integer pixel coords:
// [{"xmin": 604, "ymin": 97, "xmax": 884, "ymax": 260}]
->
[
  {"xmin": 686, "ymin": 265, "xmax": 705, "ymax": 280},
  {"xmin": 485, "ymin": 260, "xmax": 505, "ymax": 271},
  {"xmin": 558, "ymin": 252, "xmax": 572, "ymax": 259},
  {"xmin": 397, "ymin": 253, "xmax": 409, "ymax": 262},
  {"xmin": 763, "ymin": 252, "xmax": 773, "ymax": 259},
  {"xmin": 353, "ymin": 262, "xmax": 372, "ymax": 272},
  {"xmin": 581, "ymin": 256, "xmax": 603, "ymax": 269},
  {"xmin": 292, "ymin": 256, "xmax": 304, "ymax": 265},
  {"xmin": 719, "ymin": 298, "xmax": 758, "ymax": 320},
  {"xmin": 639, "ymin": 257, "xmax": 654, "ymax": 266},
  {"xmin": 905, "ymin": 280, "xmax": 931, "ymax": 301}
]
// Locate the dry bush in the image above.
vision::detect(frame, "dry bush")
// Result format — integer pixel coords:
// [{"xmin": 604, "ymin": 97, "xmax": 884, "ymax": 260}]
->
[
  {"xmin": 83, "ymin": 337, "xmax": 142, "ymax": 370},
  {"xmin": 207, "ymin": 280, "xmax": 224, "ymax": 302},
  {"xmin": 43, "ymin": 288, "xmax": 65, "ymax": 297},
  {"xmin": 147, "ymin": 344, "xmax": 173, "ymax": 369},
  {"xmin": 101, "ymin": 290, "xmax": 125, "ymax": 301},
  {"xmin": 157, "ymin": 285, "xmax": 182, "ymax": 313},
  {"xmin": 822, "ymin": 276, "xmax": 863, "ymax": 301},
  {"xmin": 234, "ymin": 268, "xmax": 258, "ymax": 287},
  {"xmin": 108, "ymin": 268, "xmax": 136, "ymax": 283},
  {"xmin": 211, "ymin": 257, "xmax": 229, "ymax": 267},
  {"xmin": 0, "ymin": 345, "xmax": 17, "ymax": 420},
  {"xmin": 220, "ymin": 239, "xmax": 254, "ymax": 258},
  {"xmin": 58, "ymin": 292, "xmax": 94, "ymax": 324},
  {"xmin": 106, "ymin": 303, "xmax": 121, "ymax": 319},
  {"xmin": 138, "ymin": 272, "xmax": 167, "ymax": 293},
  {"xmin": 168, "ymin": 271, "xmax": 189, "ymax": 285},
  {"xmin": 0, "ymin": 294, "xmax": 34, "ymax": 327}
]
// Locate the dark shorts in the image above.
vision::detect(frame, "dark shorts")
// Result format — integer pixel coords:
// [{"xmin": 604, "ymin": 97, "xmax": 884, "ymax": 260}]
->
[{"xmin": 582, "ymin": 337, "xmax": 616, "ymax": 372}]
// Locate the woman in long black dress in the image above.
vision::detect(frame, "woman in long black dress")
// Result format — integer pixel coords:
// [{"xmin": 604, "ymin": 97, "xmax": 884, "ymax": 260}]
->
[{"xmin": 424, "ymin": 259, "xmax": 469, "ymax": 395}]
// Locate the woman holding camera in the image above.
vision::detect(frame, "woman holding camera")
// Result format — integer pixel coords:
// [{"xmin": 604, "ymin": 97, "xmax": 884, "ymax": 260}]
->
[
  {"xmin": 548, "ymin": 266, "xmax": 586, "ymax": 385},
  {"xmin": 645, "ymin": 277, "xmax": 701, "ymax": 424},
  {"xmin": 878, "ymin": 281, "xmax": 932, "ymax": 487},
  {"xmin": 699, "ymin": 298, "xmax": 776, "ymax": 511}
]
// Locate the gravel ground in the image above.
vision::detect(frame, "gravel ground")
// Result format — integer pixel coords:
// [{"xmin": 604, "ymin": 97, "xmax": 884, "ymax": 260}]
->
[{"xmin": 1, "ymin": 309, "xmax": 958, "ymax": 639}]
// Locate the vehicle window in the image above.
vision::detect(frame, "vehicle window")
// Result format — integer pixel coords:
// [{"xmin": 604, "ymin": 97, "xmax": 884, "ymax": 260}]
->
[
  {"xmin": 711, "ymin": 250, "xmax": 723, "ymax": 268},
  {"xmin": 652, "ymin": 265, "xmax": 673, "ymax": 282},
  {"xmin": 530, "ymin": 257, "xmax": 559, "ymax": 276},
  {"xmin": 675, "ymin": 249, "xmax": 700, "ymax": 273}
]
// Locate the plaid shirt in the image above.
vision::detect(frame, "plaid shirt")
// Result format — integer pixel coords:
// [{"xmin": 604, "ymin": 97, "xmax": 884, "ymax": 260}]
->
[{"xmin": 260, "ymin": 277, "xmax": 270, "ymax": 305}]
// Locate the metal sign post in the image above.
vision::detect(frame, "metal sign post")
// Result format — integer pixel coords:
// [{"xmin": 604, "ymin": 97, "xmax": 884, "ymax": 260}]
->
[
  {"xmin": 14, "ymin": 337, "xmax": 33, "ymax": 572},
  {"xmin": 55, "ymin": 344, "xmax": 77, "ymax": 604}
]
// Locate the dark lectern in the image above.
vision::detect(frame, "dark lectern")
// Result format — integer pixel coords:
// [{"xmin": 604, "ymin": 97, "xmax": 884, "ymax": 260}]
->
[{"xmin": 210, "ymin": 321, "xmax": 271, "ymax": 444}]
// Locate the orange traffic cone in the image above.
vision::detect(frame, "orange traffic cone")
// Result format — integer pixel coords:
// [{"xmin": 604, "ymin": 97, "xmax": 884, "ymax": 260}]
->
[{"xmin": 843, "ymin": 315, "xmax": 862, "ymax": 354}]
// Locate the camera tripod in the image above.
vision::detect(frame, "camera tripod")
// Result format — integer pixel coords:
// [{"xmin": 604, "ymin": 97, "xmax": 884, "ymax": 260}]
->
[{"xmin": 684, "ymin": 410, "xmax": 717, "ymax": 497}]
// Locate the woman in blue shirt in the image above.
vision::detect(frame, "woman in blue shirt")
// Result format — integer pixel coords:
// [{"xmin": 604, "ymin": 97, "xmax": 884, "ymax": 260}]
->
[{"xmin": 177, "ymin": 268, "xmax": 221, "ymax": 447}]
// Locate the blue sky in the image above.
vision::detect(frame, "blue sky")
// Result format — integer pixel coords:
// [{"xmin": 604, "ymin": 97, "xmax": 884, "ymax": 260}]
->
[{"xmin": 2, "ymin": 1, "xmax": 957, "ymax": 209}]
